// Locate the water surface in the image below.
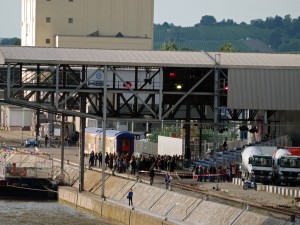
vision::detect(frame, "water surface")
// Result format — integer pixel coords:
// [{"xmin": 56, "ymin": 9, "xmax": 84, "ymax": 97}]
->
[{"xmin": 0, "ymin": 200, "xmax": 120, "ymax": 225}]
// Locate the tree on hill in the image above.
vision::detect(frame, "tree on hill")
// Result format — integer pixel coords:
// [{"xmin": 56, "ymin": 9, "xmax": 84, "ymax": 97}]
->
[
  {"xmin": 0, "ymin": 38, "xmax": 21, "ymax": 46},
  {"xmin": 268, "ymin": 28, "xmax": 283, "ymax": 49},
  {"xmin": 200, "ymin": 15, "xmax": 217, "ymax": 26},
  {"xmin": 218, "ymin": 19, "xmax": 236, "ymax": 26},
  {"xmin": 219, "ymin": 43, "xmax": 239, "ymax": 52},
  {"xmin": 162, "ymin": 22, "xmax": 171, "ymax": 29},
  {"xmin": 160, "ymin": 40, "xmax": 177, "ymax": 51},
  {"xmin": 250, "ymin": 19, "xmax": 265, "ymax": 28}
]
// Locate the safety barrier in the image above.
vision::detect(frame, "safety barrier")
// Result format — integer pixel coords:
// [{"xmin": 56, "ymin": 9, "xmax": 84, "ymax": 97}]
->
[
  {"xmin": 138, "ymin": 170, "xmax": 192, "ymax": 178},
  {"xmin": 232, "ymin": 178, "xmax": 300, "ymax": 198}
]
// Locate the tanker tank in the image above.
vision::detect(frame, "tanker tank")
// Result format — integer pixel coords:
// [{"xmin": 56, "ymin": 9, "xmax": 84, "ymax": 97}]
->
[{"xmin": 241, "ymin": 146, "xmax": 263, "ymax": 173}]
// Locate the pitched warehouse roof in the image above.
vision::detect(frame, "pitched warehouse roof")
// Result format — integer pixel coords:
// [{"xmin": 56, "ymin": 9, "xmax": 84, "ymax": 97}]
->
[
  {"xmin": 0, "ymin": 46, "xmax": 213, "ymax": 68},
  {"xmin": 0, "ymin": 46, "xmax": 300, "ymax": 69}
]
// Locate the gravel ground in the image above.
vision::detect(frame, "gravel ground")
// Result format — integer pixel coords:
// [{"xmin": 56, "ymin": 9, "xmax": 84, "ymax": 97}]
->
[
  {"xmin": 195, "ymin": 182, "xmax": 295, "ymax": 206},
  {"xmin": 137, "ymin": 172, "xmax": 299, "ymax": 209}
]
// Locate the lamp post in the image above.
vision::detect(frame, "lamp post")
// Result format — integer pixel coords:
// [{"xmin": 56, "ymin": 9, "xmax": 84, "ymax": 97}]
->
[
  {"xmin": 21, "ymin": 108, "xmax": 24, "ymax": 146},
  {"xmin": 22, "ymin": 127, "xmax": 24, "ymax": 146}
]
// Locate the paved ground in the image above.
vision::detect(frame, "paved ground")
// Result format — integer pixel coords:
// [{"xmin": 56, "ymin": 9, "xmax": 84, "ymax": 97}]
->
[
  {"xmin": 0, "ymin": 130, "xmax": 82, "ymax": 161},
  {"xmin": 0, "ymin": 130, "xmax": 34, "ymax": 146}
]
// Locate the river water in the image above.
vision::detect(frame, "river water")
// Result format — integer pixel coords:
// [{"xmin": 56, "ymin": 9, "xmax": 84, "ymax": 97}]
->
[{"xmin": 0, "ymin": 200, "xmax": 121, "ymax": 225}]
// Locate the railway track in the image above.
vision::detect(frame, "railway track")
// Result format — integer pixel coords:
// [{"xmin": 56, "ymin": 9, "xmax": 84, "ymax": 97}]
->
[{"xmin": 172, "ymin": 182, "xmax": 300, "ymax": 220}]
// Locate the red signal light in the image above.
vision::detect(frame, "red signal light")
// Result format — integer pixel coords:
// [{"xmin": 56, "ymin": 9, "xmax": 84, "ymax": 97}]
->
[
  {"xmin": 224, "ymin": 86, "xmax": 228, "ymax": 91},
  {"xmin": 169, "ymin": 72, "xmax": 176, "ymax": 78},
  {"xmin": 123, "ymin": 81, "xmax": 132, "ymax": 88}
]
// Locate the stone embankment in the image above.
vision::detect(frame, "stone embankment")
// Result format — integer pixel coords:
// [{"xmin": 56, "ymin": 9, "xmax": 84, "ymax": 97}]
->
[{"xmin": 55, "ymin": 161, "xmax": 299, "ymax": 225}]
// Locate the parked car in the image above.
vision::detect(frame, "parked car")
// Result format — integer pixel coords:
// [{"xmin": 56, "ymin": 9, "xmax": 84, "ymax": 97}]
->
[{"xmin": 24, "ymin": 138, "xmax": 38, "ymax": 147}]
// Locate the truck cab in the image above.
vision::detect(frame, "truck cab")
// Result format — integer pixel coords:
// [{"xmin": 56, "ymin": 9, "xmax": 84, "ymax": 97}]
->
[
  {"xmin": 248, "ymin": 155, "xmax": 273, "ymax": 184},
  {"xmin": 241, "ymin": 146, "xmax": 277, "ymax": 184},
  {"xmin": 275, "ymin": 156, "xmax": 300, "ymax": 185}
]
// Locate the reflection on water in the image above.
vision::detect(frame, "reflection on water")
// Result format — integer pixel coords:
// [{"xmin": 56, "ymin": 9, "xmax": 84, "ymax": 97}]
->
[{"xmin": 0, "ymin": 200, "xmax": 120, "ymax": 225}]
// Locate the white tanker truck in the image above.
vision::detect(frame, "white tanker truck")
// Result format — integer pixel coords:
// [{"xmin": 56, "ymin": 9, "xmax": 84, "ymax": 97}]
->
[
  {"xmin": 240, "ymin": 146, "xmax": 277, "ymax": 184},
  {"xmin": 273, "ymin": 148, "xmax": 300, "ymax": 185}
]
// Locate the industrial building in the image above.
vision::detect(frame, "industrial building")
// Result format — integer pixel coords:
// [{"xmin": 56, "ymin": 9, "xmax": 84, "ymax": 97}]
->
[{"xmin": 21, "ymin": 0, "xmax": 154, "ymax": 50}]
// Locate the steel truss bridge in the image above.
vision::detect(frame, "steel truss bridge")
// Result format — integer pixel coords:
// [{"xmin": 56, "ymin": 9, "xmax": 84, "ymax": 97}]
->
[{"xmin": 0, "ymin": 47, "xmax": 283, "ymax": 159}]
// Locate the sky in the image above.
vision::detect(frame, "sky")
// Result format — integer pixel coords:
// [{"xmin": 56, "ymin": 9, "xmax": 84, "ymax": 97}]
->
[{"xmin": 0, "ymin": 0, "xmax": 300, "ymax": 38}]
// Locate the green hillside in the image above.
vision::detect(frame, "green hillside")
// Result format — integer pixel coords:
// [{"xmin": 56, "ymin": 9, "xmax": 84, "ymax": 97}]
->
[
  {"xmin": 154, "ymin": 24, "xmax": 272, "ymax": 52},
  {"xmin": 154, "ymin": 15, "xmax": 300, "ymax": 53}
]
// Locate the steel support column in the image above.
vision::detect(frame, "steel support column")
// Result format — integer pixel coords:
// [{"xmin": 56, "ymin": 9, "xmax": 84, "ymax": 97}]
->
[
  {"xmin": 55, "ymin": 65, "xmax": 59, "ymax": 109},
  {"xmin": 35, "ymin": 65, "xmax": 41, "ymax": 140},
  {"xmin": 60, "ymin": 114, "xmax": 65, "ymax": 180},
  {"xmin": 184, "ymin": 96, "xmax": 191, "ymax": 168},
  {"xmin": 79, "ymin": 65, "xmax": 86, "ymax": 192},
  {"xmin": 101, "ymin": 65, "xmax": 108, "ymax": 199},
  {"xmin": 213, "ymin": 59, "xmax": 220, "ymax": 156},
  {"xmin": 6, "ymin": 63, "xmax": 10, "ymax": 98},
  {"xmin": 159, "ymin": 67, "xmax": 163, "ymax": 120}
]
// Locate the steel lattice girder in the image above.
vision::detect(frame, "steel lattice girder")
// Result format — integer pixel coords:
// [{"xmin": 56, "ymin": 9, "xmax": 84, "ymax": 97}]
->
[{"xmin": 1, "ymin": 63, "xmax": 268, "ymax": 123}]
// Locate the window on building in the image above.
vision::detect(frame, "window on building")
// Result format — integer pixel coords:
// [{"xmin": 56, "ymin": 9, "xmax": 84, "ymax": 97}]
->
[
  {"xmin": 46, "ymin": 39, "xmax": 50, "ymax": 44},
  {"xmin": 68, "ymin": 18, "xmax": 73, "ymax": 23},
  {"xmin": 46, "ymin": 17, "xmax": 51, "ymax": 23}
]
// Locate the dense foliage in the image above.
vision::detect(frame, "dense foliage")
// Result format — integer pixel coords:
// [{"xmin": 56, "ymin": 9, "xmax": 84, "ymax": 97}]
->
[
  {"xmin": 0, "ymin": 38, "xmax": 21, "ymax": 46},
  {"xmin": 154, "ymin": 15, "xmax": 300, "ymax": 53},
  {"xmin": 1, "ymin": 15, "xmax": 300, "ymax": 52}
]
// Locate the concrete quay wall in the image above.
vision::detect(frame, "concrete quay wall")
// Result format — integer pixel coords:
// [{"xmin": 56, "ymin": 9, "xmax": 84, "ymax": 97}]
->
[
  {"xmin": 58, "ymin": 179, "xmax": 290, "ymax": 225},
  {"xmin": 59, "ymin": 187, "xmax": 176, "ymax": 225},
  {"xmin": 55, "ymin": 161, "xmax": 293, "ymax": 224}
]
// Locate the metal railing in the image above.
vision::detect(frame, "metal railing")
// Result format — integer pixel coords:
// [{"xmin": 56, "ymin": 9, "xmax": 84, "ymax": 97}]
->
[{"xmin": 0, "ymin": 151, "xmax": 53, "ymax": 179}]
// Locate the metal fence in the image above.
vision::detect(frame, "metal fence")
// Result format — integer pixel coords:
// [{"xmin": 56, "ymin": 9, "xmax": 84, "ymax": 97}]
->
[{"xmin": 0, "ymin": 151, "xmax": 53, "ymax": 179}]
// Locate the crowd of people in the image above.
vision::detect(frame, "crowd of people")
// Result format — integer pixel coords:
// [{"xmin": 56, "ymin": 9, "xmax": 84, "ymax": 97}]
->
[
  {"xmin": 193, "ymin": 163, "xmax": 240, "ymax": 183},
  {"xmin": 87, "ymin": 151, "xmax": 240, "ymax": 187},
  {"xmin": 87, "ymin": 151, "xmax": 185, "ymax": 190},
  {"xmin": 88, "ymin": 151, "xmax": 185, "ymax": 174}
]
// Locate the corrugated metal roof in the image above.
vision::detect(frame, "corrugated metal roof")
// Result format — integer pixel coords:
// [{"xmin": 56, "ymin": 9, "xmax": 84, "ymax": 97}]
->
[
  {"xmin": 0, "ymin": 46, "xmax": 213, "ymax": 68},
  {"xmin": 208, "ymin": 52, "xmax": 300, "ymax": 69},
  {"xmin": 0, "ymin": 46, "xmax": 299, "ymax": 69}
]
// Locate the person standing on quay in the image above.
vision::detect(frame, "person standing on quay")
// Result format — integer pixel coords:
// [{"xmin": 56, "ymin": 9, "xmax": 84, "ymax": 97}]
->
[
  {"xmin": 44, "ymin": 135, "xmax": 49, "ymax": 147},
  {"xmin": 222, "ymin": 138, "xmax": 228, "ymax": 152},
  {"xmin": 164, "ymin": 172, "xmax": 171, "ymax": 190},
  {"xmin": 127, "ymin": 188, "xmax": 133, "ymax": 206},
  {"xmin": 98, "ymin": 152, "xmax": 102, "ymax": 168},
  {"xmin": 37, "ymin": 135, "xmax": 41, "ymax": 147},
  {"xmin": 149, "ymin": 166, "xmax": 155, "ymax": 185}
]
